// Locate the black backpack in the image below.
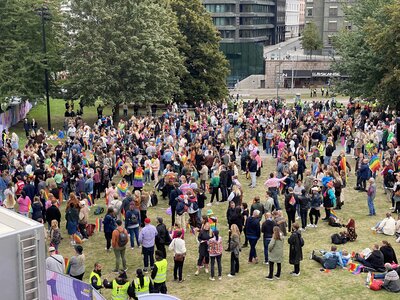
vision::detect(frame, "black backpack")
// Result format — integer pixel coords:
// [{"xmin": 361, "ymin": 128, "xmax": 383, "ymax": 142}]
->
[
  {"xmin": 118, "ymin": 229, "xmax": 128, "ymax": 247},
  {"xmin": 151, "ymin": 193, "xmax": 158, "ymax": 207},
  {"xmin": 176, "ymin": 200, "xmax": 185, "ymax": 216},
  {"xmin": 331, "ymin": 233, "xmax": 347, "ymax": 245},
  {"xmin": 94, "ymin": 206, "xmax": 104, "ymax": 215}
]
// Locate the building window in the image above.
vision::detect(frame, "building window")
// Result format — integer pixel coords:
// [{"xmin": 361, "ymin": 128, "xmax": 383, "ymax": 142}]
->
[
  {"xmin": 328, "ymin": 21, "xmax": 337, "ymax": 31},
  {"xmin": 213, "ymin": 17, "xmax": 235, "ymax": 26},
  {"xmin": 219, "ymin": 30, "xmax": 235, "ymax": 39},
  {"xmin": 240, "ymin": 17, "xmax": 271, "ymax": 25},
  {"xmin": 344, "ymin": 21, "xmax": 352, "ymax": 30},
  {"xmin": 329, "ymin": 7, "xmax": 338, "ymax": 17},
  {"xmin": 327, "ymin": 35, "xmax": 333, "ymax": 45},
  {"xmin": 306, "ymin": 0, "xmax": 313, "ymax": 2},
  {"xmin": 204, "ymin": 4, "xmax": 235, "ymax": 13},
  {"xmin": 239, "ymin": 29, "xmax": 268, "ymax": 38},
  {"xmin": 306, "ymin": 7, "xmax": 313, "ymax": 17}
]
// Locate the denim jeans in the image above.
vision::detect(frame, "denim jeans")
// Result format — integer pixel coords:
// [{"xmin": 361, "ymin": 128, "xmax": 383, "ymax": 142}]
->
[
  {"xmin": 143, "ymin": 170, "xmax": 151, "ymax": 184},
  {"xmin": 248, "ymin": 237, "xmax": 258, "ymax": 262},
  {"xmin": 210, "ymin": 255, "xmax": 222, "ymax": 278},
  {"xmin": 127, "ymin": 227, "xmax": 140, "ymax": 247},
  {"xmin": 142, "ymin": 246, "xmax": 155, "ymax": 268},
  {"xmin": 269, "ymin": 188, "xmax": 281, "ymax": 210},
  {"xmin": 324, "ymin": 156, "xmax": 331, "ymax": 166},
  {"xmin": 263, "ymin": 238, "xmax": 272, "ymax": 263},
  {"xmin": 367, "ymin": 196, "xmax": 376, "ymax": 215}
]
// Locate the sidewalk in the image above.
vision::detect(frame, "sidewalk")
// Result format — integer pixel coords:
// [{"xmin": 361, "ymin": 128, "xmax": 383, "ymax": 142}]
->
[{"xmin": 264, "ymin": 37, "xmax": 300, "ymax": 54}]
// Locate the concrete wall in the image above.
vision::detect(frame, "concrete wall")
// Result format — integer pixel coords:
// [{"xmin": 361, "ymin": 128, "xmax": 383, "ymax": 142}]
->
[
  {"xmin": 237, "ymin": 75, "xmax": 265, "ymax": 89},
  {"xmin": 265, "ymin": 60, "xmax": 332, "ymax": 88}
]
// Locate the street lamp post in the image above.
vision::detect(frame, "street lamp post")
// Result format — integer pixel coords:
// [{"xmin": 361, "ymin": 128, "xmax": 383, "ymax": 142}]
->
[
  {"xmin": 37, "ymin": 6, "xmax": 51, "ymax": 131},
  {"xmin": 276, "ymin": 45, "xmax": 281, "ymax": 99}
]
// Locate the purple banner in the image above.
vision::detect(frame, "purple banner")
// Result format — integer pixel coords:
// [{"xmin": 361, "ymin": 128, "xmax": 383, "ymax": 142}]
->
[
  {"xmin": 0, "ymin": 101, "xmax": 32, "ymax": 132},
  {"xmin": 46, "ymin": 270, "xmax": 92, "ymax": 300}
]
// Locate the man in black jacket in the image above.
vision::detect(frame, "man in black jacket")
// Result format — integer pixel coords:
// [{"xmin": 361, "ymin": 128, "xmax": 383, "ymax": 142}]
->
[
  {"xmin": 355, "ymin": 244, "xmax": 385, "ymax": 271},
  {"xmin": 261, "ymin": 212, "xmax": 276, "ymax": 264},
  {"xmin": 45, "ymin": 197, "xmax": 61, "ymax": 229},
  {"xmin": 155, "ymin": 217, "xmax": 170, "ymax": 258},
  {"xmin": 169, "ymin": 183, "xmax": 182, "ymax": 226},
  {"xmin": 248, "ymin": 155, "xmax": 258, "ymax": 188}
]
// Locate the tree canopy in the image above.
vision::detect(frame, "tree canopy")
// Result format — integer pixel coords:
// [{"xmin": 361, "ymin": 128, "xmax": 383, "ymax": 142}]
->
[
  {"xmin": 334, "ymin": 0, "xmax": 400, "ymax": 109},
  {"xmin": 171, "ymin": 0, "xmax": 229, "ymax": 103},
  {"xmin": 300, "ymin": 22, "xmax": 323, "ymax": 59},
  {"xmin": 0, "ymin": 0, "xmax": 61, "ymax": 102},
  {"xmin": 64, "ymin": 0, "xmax": 186, "ymax": 107}
]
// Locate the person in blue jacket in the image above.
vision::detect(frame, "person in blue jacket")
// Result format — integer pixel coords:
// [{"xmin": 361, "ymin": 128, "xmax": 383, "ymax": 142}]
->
[{"xmin": 103, "ymin": 207, "xmax": 117, "ymax": 252}]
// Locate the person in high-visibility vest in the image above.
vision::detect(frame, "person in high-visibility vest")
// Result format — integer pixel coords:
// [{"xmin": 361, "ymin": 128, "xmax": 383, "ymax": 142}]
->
[
  {"xmin": 89, "ymin": 262, "xmax": 103, "ymax": 291},
  {"xmin": 151, "ymin": 250, "xmax": 168, "ymax": 294},
  {"xmin": 132, "ymin": 268, "xmax": 153, "ymax": 297},
  {"xmin": 103, "ymin": 270, "xmax": 136, "ymax": 300}
]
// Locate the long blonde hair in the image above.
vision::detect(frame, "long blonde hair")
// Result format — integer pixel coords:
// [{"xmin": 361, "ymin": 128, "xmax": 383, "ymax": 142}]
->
[{"xmin": 230, "ymin": 224, "xmax": 240, "ymax": 239}]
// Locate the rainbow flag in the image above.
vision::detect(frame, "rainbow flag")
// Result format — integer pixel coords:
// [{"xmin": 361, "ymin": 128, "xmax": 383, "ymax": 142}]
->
[
  {"xmin": 117, "ymin": 181, "xmax": 128, "ymax": 198},
  {"xmin": 95, "ymin": 218, "xmax": 103, "ymax": 232},
  {"xmin": 330, "ymin": 209, "xmax": 338, "ymax": 220},
  {"xmin": 87, "ymin": 194, "xmax": 92, "ymax": 206},
  {"xmin": 115, "ymin": 158, "xmax": 123, "ymax": 172},
  {"xmin": 65, "ymin": 258, "xmax": 70, "ymax": 274},
  {"xmin": 369, "ymin": 155, "xmax": 381, "ymax": 173},
  {"xmin": 28, "ymin": 200, "xmax": 32, "ymax": 214}
]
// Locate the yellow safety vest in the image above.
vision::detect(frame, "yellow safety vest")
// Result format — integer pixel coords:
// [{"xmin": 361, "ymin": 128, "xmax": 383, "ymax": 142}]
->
[
  {"xmin": 89, "ymin": 271, "xmax": 101, "ymax": 287},
  {"xmin": 153, "ymin": 259, "xmax": 167, "ymax": 283},
  {"xmin": 134, "ymin": 277, "xmax": 150, "ymax": 296},
  {"xmin": 111, "ymin": 280, "xmax": 130, "ymax": 300}
]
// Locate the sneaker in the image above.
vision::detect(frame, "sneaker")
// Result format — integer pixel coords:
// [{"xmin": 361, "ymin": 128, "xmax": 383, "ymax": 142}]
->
[
  {"xmin": 314, "ymin": 224, "xmax": 317, "ymax": 228},
  {"xmin": 218, "ymin": 276, "xmax": 222, "ymax": 281},
  {"xmin": 306, "ymin": 224, "xmax": 313, "ymax": 227},
  {"xmin": 124, "ymin": 268, "xmax": 128, "ymax": 272},
  {"xmin": 310, "ymin": 250, "xmax": 315, "ymax": 260},
  {"xmin": 370, "ymin": 227, "xmax": 376, "ymax": 231},
  {"xmin": 143, "ymin": 268, "xmax": 148, "ymax": 273},
  {"xmin": 131, "ymin": 247, "xmax": 134, "ymax": 250},
  {"xmin": 291, "ymin": 272, "xmax": 300, "ymax": 277},
  {"xmin": 263, "ymin": 261, "xmax": 269, "ymax": 265},
  {"xmin": 205, "ymin": 268, "xmax": 209, "ymax": 274},
  {"xmin": 195, "ymin": 270, "xmax": 199, "ymax": 276},
  {"xmin": 265, "ymin": 276, "xmax": 273, "ymax": 281},
  {"xmin": 209, "ymin": 277, "xmax": 215, "ymax": 281},
  {"xmin": 227, "ymin": 274, "xmax": 235, "ymax": 277},
  {"xmin": 179, "ymin": 279, "xmax": 185, "ymax": 283},
  {"xmin": 82, "ymin": 238, "xmax": 88, "ymax": 242},
  {"xmin": 274, "ymin": 275, "xmax": 280, "ymax": 280},
  {"xmin": 296, "ymin": 216, "xmax": 300, "ymax": 220},
  {"xmin": 206, "ymin": 203, "xmax": 212, "ymax": 207}
]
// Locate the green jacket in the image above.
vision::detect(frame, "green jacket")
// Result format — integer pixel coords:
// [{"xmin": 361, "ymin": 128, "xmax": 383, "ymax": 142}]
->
[{"xmin": 268, "ymin": 237, "xmax": 284, "ymax": 263}]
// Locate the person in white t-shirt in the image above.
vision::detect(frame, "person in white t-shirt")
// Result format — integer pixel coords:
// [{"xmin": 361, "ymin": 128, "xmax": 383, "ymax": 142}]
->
[{"xmin": 46, "ymin": 246, "xmax": 65, "ymax": 274}]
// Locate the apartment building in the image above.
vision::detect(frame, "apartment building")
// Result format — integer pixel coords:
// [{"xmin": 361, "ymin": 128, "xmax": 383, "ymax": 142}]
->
[{"xmin": 304, "ymin": 0, "xmax": 355, "ymax": 54}]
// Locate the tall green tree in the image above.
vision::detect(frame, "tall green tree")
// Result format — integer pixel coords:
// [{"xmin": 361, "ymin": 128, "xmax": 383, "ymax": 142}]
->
[
  {"xmin": 171, "ymin": 0, "xmax": 229, "ymax": 103},
  {"xmin": 0, "ymin": 0, "xmax": 62, "ymax": 102},
  {"xmin": 300, "ymin": 22, "xmax": 323, "ymax": 60},
  {"xmin": 333, "ymin": 0, "xmax": 400, "ymax": 108},
  {"xmin": 64, "ymin": 0, "xmax": 185, "ymax": 113}
]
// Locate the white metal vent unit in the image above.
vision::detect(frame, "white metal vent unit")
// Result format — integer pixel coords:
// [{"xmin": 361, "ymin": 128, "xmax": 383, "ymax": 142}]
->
[{"xmin": 0, "ymin": 208, "xmax": 46, "ymax": 300}]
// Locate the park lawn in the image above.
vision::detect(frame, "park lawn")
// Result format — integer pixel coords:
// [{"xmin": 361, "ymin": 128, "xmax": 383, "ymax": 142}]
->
[
  {"xmin": 10, "ymin": 99, "xmax": 111, "ymax": 146},
  {"xmin": 54, "ymin": 156, "xmax": 399, "ymax": 300}
]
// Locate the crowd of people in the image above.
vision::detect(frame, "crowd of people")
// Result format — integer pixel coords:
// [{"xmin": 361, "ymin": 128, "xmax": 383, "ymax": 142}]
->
[{"xmin": 1, "ymin": 97, "xmax": 400, "ymax": 298}]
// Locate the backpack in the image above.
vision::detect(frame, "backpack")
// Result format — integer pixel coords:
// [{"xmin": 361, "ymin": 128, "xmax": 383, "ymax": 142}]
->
[
  {"xmin": 118, "ymin": 229, "xmax": 128, "ymax": 247},
  {"xmin": 151, "ymin": 193, "xmax": 158, "ymax": 207},
  {"xmin": 191, "ymin": 201, "xmax": 199, "ymax": 211},
  {"xmin": 331, "ymin": 233, "xmax": 347, "ymax": 245},
  {"xmin": 94, "ymin": 206, "xmax": 104, "ymax": 215},
  {"xmin": 176, "ymin": 200, "xmax": 185, "ymax": 216}
]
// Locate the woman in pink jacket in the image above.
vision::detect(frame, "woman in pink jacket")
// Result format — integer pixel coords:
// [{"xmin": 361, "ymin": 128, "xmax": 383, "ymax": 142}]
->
[{"xmin": 17, "ymin": 190, "xmax": 31, "ymax": 217}]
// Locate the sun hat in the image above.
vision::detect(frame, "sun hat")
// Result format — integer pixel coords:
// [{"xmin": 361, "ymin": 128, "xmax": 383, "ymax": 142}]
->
[{"xmin": 206, "ymin": 209, "xmax": 213, "ymax": 216}]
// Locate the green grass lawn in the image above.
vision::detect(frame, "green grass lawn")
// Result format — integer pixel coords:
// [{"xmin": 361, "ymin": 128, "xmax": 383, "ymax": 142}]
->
[
  {"xmin": 8, "ymin": 105, "xmax": 399, "ymax": 300},
  {"xmin": 53, "ymin": 160, "xmax": 399, "ymax": 300}
]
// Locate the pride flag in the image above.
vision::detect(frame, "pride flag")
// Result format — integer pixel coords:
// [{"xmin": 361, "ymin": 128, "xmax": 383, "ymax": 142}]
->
[
  {"xmin": 369, "ymin": 155, "xmax": 381, "ymax": 173},
  {"xmin": 117, "ymin": 181, "xmax": 128, "ymax": 198},
  {"xmin": 330, "ymin": 209, "xmax": 338, "ymax": 220},
  {"xmin": 65, "ymin": 258, "xmax": 70, "ymax": 274},
  {"xmin": 87, "ymin": 194, "xmax": 92, "ymax": 206},
  {"xmin": 115, "ymin": 158, "xmax": 123, "ymax": 173},
  {"xmin": 95, "ymin": 218, "xmax": 103, "ymax": 232}
]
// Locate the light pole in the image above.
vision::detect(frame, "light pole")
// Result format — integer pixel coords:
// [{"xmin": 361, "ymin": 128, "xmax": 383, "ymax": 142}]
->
[
  {"xmin": 276, "ymin": 45, "xmax": 281, "ymax": 99},
  {"xmin": 36, "ymin": 6, "xmax": 51, "ymax": 131}
]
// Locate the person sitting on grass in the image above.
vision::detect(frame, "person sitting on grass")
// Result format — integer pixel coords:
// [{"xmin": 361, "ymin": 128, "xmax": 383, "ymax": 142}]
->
[
  {"xmin": 310, "ymin": 246, "xmax": 345, "ymax": 270},
  {"xmin": 355, "ymin": 244, "xmax": 385, "ymax": 271},
  {"xmin": 371, "ymin": 212, "xmax": 396, "ymax": 236},
  {"xmin": 367, "ymin": 263, "xmax": 400, "ymax": 293}
]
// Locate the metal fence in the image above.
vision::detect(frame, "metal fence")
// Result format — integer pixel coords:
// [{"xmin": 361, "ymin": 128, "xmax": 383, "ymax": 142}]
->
[{"xmin": 46, "ymin": 270, "xmax": 106, "ymax": 300}]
